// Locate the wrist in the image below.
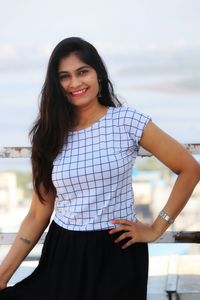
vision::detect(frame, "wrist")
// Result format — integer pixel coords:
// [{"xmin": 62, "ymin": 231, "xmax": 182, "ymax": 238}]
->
[
  {"xmin": 159, "ymin": 210, "xmax": 174, "ymax": 225},
  {"xmin": 0, "ymin": 263, "xmax": 13, "ymax": 284},
  {"xmin": 0, "ymin": 272, "xmax": 8, "ymax": 286},
  {"xmin": 151, "ymin": 215, "xmax": 172, "ymax": 238}
]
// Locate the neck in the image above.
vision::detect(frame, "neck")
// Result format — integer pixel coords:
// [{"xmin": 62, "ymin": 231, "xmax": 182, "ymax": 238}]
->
[{"xmin": 73, "ymin": 102, "xmax": 107, "ymax": 127}]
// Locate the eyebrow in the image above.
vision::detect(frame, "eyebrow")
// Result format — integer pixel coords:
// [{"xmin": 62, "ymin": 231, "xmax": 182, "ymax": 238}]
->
[{"xmin": 58, "ymin": 65, "xmax": 90, "ymax": 75}]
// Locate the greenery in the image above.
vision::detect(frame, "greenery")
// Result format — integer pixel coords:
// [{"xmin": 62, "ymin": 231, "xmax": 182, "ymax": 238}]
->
[
  {"xmin": 16, "ymin": 171, "xmax": 32, "ymax": 199},
  {"xmin": 135, "ymin": 157, "xmax": 174, "ymax": 182},
  {"xmin": 136, "ymin": 156, "xmax": 165, "ymax": 171}
]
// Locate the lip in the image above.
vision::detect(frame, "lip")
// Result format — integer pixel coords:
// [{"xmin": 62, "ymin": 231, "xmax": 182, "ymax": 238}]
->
[{"xmin": 70, "ymin": 88, "xmax": 88, "ymax": 97}]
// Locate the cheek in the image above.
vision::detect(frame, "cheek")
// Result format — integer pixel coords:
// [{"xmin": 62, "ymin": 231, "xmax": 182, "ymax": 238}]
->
[
  {"xmin": 60, "ymin": 81, "xmax": 69, "ymax": 91},
  {"xmin": 88, "ymin": 76, "xmax": 99, "ymax": 91}
]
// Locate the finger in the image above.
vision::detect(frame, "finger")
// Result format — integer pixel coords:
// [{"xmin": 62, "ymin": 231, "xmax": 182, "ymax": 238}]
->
[
  {"xmin": 112, "ymin": 219, "xmax": 133, "ymax": 226},
  {"xmin": 114, "ymin": 232, "xmax": 131, "ymax": 243},
  {"xmin": 121, "ymin": 239, "xmax": 135, "ymax": 249},
  {"xmin": 109, "ymin": 225, "xmax": 130, "ymax": 235}
]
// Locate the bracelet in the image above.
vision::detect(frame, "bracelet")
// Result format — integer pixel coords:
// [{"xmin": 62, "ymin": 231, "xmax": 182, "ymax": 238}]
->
[{"xmin": 159, "ymin": 210, "xmax": 174, "ymax": 224}]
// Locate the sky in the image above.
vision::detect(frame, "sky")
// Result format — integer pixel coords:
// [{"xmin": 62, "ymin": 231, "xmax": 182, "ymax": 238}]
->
[{"xmin": 0, "ymin": 0, "xmax": 200, "ymax": 59}]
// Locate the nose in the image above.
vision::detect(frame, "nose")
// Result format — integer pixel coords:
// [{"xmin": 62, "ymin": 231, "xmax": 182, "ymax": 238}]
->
[{"xmin": 68, "ymin": 75, "xmax": 82, "ymax": 89}]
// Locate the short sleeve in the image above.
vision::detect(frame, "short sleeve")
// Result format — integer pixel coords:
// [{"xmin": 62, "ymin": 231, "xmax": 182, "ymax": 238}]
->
[{"xmin": 125, "ymin": 107, "xmax": 151, "ymax": 147}]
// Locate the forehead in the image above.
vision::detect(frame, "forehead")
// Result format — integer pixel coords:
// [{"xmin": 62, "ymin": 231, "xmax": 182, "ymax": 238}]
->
[{"xmin": 58, "ymin": 53, "xmax": 89, "ymax": 72}]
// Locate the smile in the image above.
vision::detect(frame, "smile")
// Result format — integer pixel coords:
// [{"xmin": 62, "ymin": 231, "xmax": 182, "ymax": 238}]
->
[{"xmin": 70, "ymin": 88, "xmax": 88, "ymax": 96}]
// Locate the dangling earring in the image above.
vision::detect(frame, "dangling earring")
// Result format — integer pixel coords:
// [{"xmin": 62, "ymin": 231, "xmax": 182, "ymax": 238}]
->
[{"xmin": 97, "ymin": 80, "xmax": 102, "ymax": 98}]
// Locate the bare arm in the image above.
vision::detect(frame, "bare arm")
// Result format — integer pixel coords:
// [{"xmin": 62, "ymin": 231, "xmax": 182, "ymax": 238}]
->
[
  {"xmin": 0, "ymin": 185, "xmax": 55, "ymax": 288},
  {"xmin": 110, "ymin": 121, "xmax": 200, "ymax": 247},
  {"xmin": 140, "ymin": 121, "xmax": 200, "ymax": 236}
]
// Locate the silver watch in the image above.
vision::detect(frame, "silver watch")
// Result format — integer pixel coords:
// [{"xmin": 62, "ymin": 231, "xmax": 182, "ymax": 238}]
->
[{"xmin": 159, "ymin": 210, "xmax": 174, "ymax": 224}]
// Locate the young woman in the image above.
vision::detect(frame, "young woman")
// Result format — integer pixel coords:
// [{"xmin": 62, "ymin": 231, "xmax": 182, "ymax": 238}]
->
[{"xmin": 0, "ymin": 37, "xmax": 199, "ymax": 300}]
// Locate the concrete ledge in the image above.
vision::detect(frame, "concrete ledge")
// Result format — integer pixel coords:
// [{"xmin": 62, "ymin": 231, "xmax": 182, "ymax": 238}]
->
[{"xmin": 148, "ymin": 255, "xmax": 200, "ymax": 299}]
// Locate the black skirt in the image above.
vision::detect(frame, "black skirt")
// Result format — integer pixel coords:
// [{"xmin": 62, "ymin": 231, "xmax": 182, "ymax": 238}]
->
[{"xmin": 0, "ymin": 220, "xmax": 148, "ymax": 300}]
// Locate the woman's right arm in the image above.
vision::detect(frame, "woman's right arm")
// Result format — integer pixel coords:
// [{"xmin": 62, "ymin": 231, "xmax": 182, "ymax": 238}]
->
[{"xmin": 0, "ymin": 185, "xmax": 55, "ymax": 289}]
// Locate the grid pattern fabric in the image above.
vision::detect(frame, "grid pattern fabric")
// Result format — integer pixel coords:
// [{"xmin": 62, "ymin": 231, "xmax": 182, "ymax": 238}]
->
[{"xmin": 52, "ymin": 106, "xmax": 151, "ymax": 231}]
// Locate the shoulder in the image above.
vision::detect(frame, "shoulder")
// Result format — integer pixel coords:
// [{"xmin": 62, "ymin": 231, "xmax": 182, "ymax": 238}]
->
[
  {"xmin": 110, "ymin": 105, "xmax": 150, "ymax": 123},
  {"xmin": 109, "ymin": 105, "xmax": 136, "ymax": 118}
]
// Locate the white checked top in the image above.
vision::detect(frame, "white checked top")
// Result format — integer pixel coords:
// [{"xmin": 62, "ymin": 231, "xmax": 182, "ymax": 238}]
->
[{"xmin": 52, "ymin": 106, "xmax": 151, "ymax": 231}]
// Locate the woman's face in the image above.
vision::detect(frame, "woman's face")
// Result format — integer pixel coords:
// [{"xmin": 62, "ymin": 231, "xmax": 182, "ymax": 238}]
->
[{"xmin": 58, "ymin": 53, "xmax": 100, "ymax": 108}]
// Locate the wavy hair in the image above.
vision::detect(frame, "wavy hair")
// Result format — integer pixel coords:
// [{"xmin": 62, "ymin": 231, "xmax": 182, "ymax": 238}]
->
[{"xmin": 29, "ymin": 37, "xmax": 122, "ymax": 202}]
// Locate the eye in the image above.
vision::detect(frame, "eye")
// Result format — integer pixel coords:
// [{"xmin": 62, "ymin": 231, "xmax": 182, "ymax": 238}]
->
[
  {"xmin": 59, "ymin": 74, "xmax": 70, "ymax": 80},
  {"xmin": 79, "ymin": 69, "xmax": 88, "ymax": 76}
]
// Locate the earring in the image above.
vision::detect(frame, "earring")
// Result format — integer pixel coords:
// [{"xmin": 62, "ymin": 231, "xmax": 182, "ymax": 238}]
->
[{"xmin": 97, "ymin": 81, "xmax": 102, "ymax": 98}]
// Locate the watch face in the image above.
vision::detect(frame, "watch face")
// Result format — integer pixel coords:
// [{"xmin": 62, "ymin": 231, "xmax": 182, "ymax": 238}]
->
[{"xmin": 159, "ymin": 210, "xmax": 174, "ymax": 224}]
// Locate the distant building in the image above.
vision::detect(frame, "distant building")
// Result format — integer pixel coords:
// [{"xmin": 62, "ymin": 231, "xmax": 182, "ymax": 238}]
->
[{"xmin": 0, "ymin": 172, "xmax": 18, "ymax": 210}]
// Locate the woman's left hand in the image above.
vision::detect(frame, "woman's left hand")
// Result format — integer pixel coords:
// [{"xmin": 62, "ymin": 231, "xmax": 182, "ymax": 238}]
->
[{"xmin": 109, "ymin": 219, "xmax": 160, "ymax": 249}]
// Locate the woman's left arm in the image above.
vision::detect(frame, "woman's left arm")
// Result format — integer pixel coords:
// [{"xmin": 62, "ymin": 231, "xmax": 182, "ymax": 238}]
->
[{"xmin": 110, "ymin": 121, "xmax": 200, "ymax": 247}]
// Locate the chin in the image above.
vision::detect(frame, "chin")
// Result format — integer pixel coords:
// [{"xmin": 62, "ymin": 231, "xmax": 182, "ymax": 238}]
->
[{"xmin": 69, "ymin": 98, "xmax": 97, "ymax": 107}]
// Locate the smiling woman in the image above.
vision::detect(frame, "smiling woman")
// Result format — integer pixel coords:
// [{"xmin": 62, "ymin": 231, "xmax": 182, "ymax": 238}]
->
[
  {"xmin": 57, "ymin": 53, "xmax": 100, "ymax": 110},
  {"xmin": 0, "ymin": 37, "xmax": 199, "ymax": 300}
]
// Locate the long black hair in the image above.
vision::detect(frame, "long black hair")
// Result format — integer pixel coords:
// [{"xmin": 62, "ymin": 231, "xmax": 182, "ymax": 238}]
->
[{"xmin": 29, "ymin": 37, "xmax": 122, "ymax": 202}]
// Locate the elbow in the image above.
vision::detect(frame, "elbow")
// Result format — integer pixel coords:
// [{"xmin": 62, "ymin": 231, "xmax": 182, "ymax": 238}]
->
[
  {"xmin": 27, "ymin": 210, "xmax": 52, "ymax": 228},
  {"xmin": 195, "ymin": 163, "xmax": 200, "ymax": 181},
  {"xmin": 183, "ymin": 162, "xmax": 200, "ymax": 183},
  {"xmin": 192, "ymin": 162, "xmax": 200, "ymax": 178}
]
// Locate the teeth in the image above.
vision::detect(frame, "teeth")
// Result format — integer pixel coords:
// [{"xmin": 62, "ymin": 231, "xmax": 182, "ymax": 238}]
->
[{"xmin": 71, "ymin": 88, "xmax": 87, "ymax": 95}]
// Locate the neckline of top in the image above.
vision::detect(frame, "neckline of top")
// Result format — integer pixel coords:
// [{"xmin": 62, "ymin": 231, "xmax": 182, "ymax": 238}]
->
[{"xmin": 68, "ymin": 106, "xmax": 112, "ymax": 134}]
